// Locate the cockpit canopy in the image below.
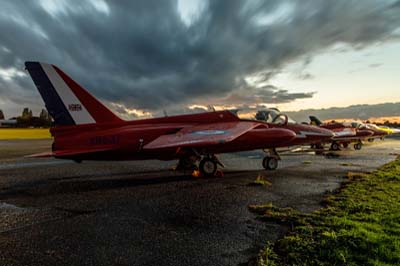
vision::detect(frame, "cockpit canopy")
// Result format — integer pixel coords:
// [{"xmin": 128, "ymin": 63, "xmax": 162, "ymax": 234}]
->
[
  {"xmin": 342, "ymin": 121, "xmax": 364, "ymax": 129},
  {"xmin": 256, "ymin": 109, "xmax": 297, "ymax": 124},
  {"xmin": 236, "ymin": 108, "xmax": 297, "ymax": 125}
]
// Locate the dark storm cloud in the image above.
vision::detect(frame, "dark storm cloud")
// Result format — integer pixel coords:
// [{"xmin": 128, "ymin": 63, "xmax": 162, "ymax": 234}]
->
[
  {"xmin": 223, "ymin": 85, "xmax": 315, "ymax": 105},
  {"xmin": 0, "ymin": 0, "xmax": 400, "ymax": 115}
]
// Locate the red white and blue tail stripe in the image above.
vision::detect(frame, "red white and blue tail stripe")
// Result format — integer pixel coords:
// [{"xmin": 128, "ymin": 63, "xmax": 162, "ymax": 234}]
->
[{"xmin": 25, "ymin": 62, "xmax": 122, "ymax": 126}]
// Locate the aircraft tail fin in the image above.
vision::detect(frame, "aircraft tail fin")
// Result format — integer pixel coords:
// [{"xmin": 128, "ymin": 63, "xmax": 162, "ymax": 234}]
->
[
  {"xmin": 309, "ymin": 115, "xmax": 322, "ymax": 126},
  {"xmin": 25, "ymin": 62, "xmax": 122, "ymax": 126}
]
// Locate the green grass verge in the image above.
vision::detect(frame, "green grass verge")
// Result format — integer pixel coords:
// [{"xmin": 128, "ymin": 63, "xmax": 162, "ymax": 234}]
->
[
  {"xmin": 0, "ymin": 128, "xmax": 51, "ymax": 139},
  {"xmin": 249, "ymin": 157, "xmax": 400, "ymax": 266}
]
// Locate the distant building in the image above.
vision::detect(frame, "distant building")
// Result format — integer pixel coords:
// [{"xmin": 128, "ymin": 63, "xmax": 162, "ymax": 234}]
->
[{"xmin": 0, "ymin": 119, "xmax": 17, "ymax": 127}]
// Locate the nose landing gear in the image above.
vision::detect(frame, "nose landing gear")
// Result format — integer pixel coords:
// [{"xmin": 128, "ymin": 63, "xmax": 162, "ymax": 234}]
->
[
  {"xmin": 262, "ymin": 148, "xmax": 280, "ymax": 170},
  {"xmin": 262, "ymin": 156, "xmax": 279, "ymax": 170}
]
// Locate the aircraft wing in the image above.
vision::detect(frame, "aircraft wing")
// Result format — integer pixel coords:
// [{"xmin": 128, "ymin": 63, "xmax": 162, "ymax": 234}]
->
[{"xmin": 144, "ymin": 121, "xmax": 259, "ymax": 150}]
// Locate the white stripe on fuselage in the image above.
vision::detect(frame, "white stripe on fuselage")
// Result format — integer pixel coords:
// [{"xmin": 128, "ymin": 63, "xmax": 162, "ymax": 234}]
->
[
  {"xmin": 41, "ymin": 63, "xmax": 95, "ymax": 125},
  {"xmin": 332, "ymin": 129, "xmax": 356, "ymax": 137},
  {"xmin": 296, "ymin": 131, "xmax": 331, "ymax": 138}
]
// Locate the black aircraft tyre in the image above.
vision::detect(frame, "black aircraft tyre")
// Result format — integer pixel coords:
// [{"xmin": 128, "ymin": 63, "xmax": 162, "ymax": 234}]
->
[
  {"xmin": 199, "ymin": 158, "xmax": 217, "ymax": 177},
  {"xmin": 263, "ymin": 156, "xmax": 278, "ymax": 170},
  {"xmin": 330, "ymin": 142, "xmax": 340, "ymax": 151},
  {"xmin": 354, "ymin": 142, "xmax": 362, "ymax": 150}
]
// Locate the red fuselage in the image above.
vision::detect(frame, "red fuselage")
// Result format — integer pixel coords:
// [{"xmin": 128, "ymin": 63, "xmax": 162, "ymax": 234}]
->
[
  {"xmin": 319, "ymin": 123, "xmax": 374, "ymax": 142},
  {"xmin": 266, "ymin": 123, "xmax": 334, "ymax": 146},
  {"xmin": 51, "ymin": 111, "xmax": 298, "ymax": 161}
]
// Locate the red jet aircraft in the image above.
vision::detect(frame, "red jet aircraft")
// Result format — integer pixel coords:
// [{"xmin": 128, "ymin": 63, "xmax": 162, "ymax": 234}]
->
[
  {"xmin": 253, "ymin": 110, "xmax": 334, "ymax": 156},
  {"xmin": 254, "ymin": 109, "xmax": 334, "ymax": 146},
  {"xmin": 25, "ymin": 62, "xmax": 333, "ymax": 175},
  {"xmin": 25, "ymin": 61, "xmax": 295, "ymax": 175},
  {"xmin": 309, "ymin": 116, "xmax": 378, "ymax": 150}
]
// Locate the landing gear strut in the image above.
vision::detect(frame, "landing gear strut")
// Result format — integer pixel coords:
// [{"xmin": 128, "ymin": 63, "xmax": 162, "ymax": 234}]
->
[
  {"xmin": 262, "ymin": 148, "xmax": 280, "ymax": 170},
  {"xmin": 176, "ymin": 155, "xmax": 199, "ymax": 171}
]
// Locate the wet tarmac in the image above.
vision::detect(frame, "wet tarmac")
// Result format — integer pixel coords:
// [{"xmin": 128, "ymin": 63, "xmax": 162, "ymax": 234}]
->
[{"xmin": 0, "ymin": 138, "xmax": 399, "ymax": 266}]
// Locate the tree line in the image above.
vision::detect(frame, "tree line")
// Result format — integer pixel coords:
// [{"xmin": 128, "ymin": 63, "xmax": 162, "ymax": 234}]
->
[
  {"xmin": 1, "ymin": 107, "xmax": 399, "ymax": 128},
  {"xmin": 0, "ymin": 108, "xmax": 52, "ymax": 128}
]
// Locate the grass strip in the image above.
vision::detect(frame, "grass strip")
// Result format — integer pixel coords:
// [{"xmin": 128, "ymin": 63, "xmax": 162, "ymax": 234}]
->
[
  {"xmin": 249, "ymin": 156, "xmax": 400, "ymax": 266},
  {"xmin": 0, "ymin": 128, "xmax": 51, "ymax": 140}
]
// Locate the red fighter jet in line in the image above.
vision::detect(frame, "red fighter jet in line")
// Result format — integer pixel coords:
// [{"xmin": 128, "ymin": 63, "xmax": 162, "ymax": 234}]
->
[
  {"xmin": 253, "ymin": 109, "xmax": 334, "ymax": 153},
  {"xmin": 25, "ymin": 62, "xmax": 332, "ymax": 175},
  {"xmin": 309, "ymin": 116, "xmax": 386, "ymax": 150}
]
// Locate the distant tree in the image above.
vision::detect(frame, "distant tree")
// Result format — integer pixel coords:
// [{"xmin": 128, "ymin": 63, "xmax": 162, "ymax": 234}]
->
[
  {"xmin": 0, "ymin": 109, "xmax": 4, "ymax": 120},
  {"xmin": 39, "ymin": 109, "xmax": 50, "ymax": 121},
  {"xmin": 22, "ymin": 108, "xmax": 28, "ymax": 117},
  {"xmin": 38, "ymin": 109, "xmax": 52, "ymax": 127},
  {"xmin": 17, "ymin": 108, "xmax": 37, "ymax": 127},
  {"xmin": 22, "ymin": 107, "xmax": 33, "ymax": 119}
]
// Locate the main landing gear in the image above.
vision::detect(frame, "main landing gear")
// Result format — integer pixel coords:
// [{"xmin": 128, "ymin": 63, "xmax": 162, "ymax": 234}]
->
[
  {"xmin": 354, "ymin": 141, "xmax": 362, "ymax": 150},
  {"xmin": 330, "ymin": 141, "xmax": 341, "ymax": 151},
  {"xmin": 198, "ymin": 155, "xmax": 224, "ymax": 177},
  {"xmin": 176, "ymin": 149, "xmax": 225, "ymax": 177},
  {"xmin": 179, "ymin": 148, "xmax": 282, "ymax": 177},
  {"xmin": 199, "ymin": 157, "xmax": 217, "ymax": 177},
  {"xmin": 176, "ymin": 155, "xmax": 199, "ymax": 171},
  {"xmin": 262, "ymin": 148, "xmax": 280, "ymax": 170}
]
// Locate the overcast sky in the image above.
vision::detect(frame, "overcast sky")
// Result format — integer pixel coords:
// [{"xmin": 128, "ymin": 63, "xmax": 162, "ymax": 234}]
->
[{"xmin": 0, "ymin": 0, "xmax": 399, "ymax": 119}]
